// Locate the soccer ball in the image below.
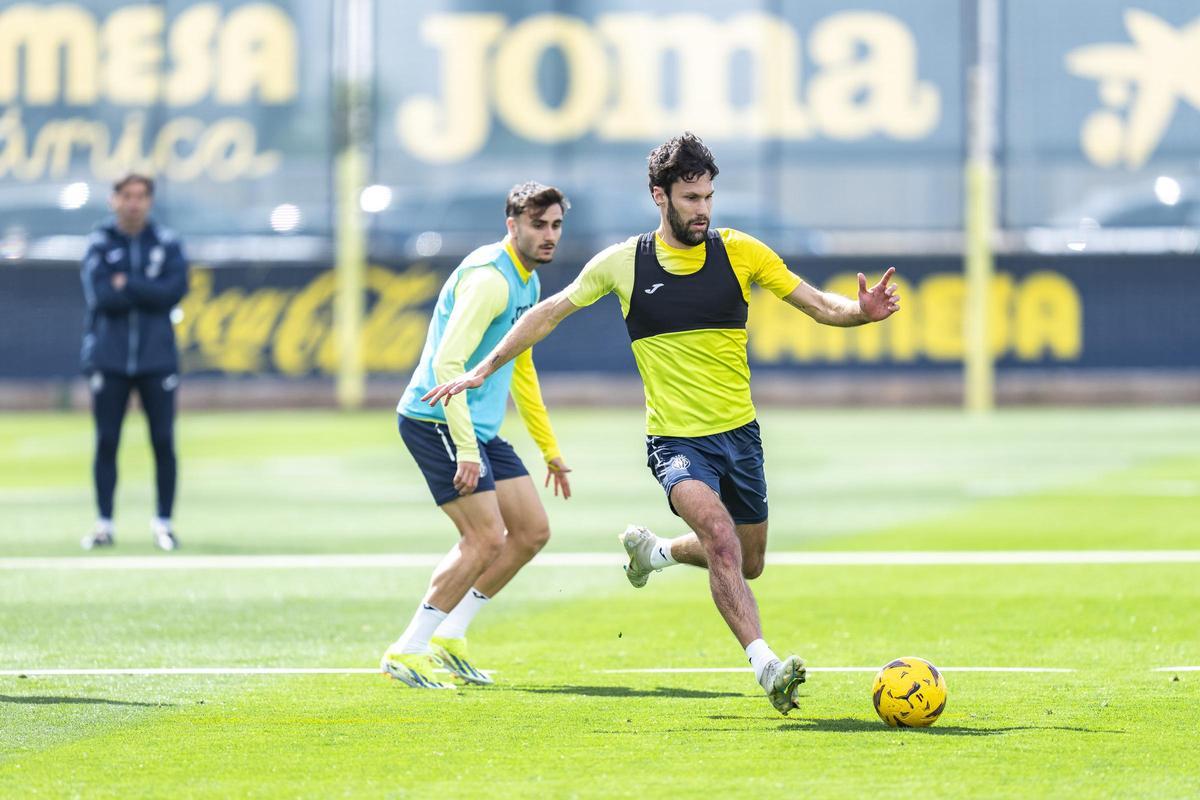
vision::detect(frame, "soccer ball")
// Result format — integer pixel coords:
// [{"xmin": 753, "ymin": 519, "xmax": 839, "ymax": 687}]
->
[{"xmin": 872, "ymin": 657, "xmax": 947, "ymax": 727}]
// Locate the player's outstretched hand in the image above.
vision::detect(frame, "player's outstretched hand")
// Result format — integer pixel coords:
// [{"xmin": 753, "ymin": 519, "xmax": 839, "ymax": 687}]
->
[
  {"xmin": 858, "ymin": 267, "xmax": 900, "ymax": 322},
  {"xmin": 422, "ymin": 370, "xmax": 485, "ymax": 407},
  {"xmin": 453, "ymin": 460, "xmax": 481, "ymax": 495},
  {"xmin": 545, "ymin": 457, "xmax": 572, "ymax": 500}
]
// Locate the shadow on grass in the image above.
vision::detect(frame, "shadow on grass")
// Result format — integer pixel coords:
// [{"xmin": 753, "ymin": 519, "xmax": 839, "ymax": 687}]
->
[
  {"xmin": 778, "ymin": 717, "xmax": 1121, "ymax": 735},
  {"xmin": 518, "ymin": 685, "xmax": 745, "ymax": 699},
  {"xmin": 0, "ymin": 694, "xmax": 171, "ymax": 708}
]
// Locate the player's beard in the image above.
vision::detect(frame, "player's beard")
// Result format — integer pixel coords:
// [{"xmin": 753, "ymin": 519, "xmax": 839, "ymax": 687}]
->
[{"xmin": 666, "ymin": 198, "xmax": 708, "ymax": 246}]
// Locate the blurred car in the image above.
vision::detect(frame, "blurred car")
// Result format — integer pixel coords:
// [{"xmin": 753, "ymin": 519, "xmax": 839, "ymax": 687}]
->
[
  {"xmin": 1050, "ymin": 177, "xmax": 1200, "ymax": 228},
  {"xmin": 1026, "ymin": 176, "xmax": 1200, "ymax": 254}
]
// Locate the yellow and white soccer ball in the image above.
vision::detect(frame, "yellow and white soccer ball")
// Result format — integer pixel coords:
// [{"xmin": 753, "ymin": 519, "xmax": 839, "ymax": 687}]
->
[{"xmin": 872, "ymin": 657, "xmax": 947, "ymax": 727}]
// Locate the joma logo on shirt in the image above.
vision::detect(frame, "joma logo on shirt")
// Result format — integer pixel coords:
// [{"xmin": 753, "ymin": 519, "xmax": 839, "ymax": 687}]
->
[{"xmin": 512, "ymin": 303, "xmax": 533, "ymax": 323}]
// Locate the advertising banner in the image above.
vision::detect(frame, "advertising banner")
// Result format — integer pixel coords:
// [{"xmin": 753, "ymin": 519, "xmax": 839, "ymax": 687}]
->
[
  {"xmin": 1003, "ymin": 2, "xmax": 1200, "ymax": 227},
  {"xmin": 373, "ymin": 0, "xmax": 964, "ymax": 239},
  {"xmin": 0, "ymin": 0, "xmax": 332, "ymax": 237},
  {"xmin": 3, "ymin": 255, "xmax": 1196, "ymax": 380},
  {"xmin": 1, "ymin": 0, "xmax": 1196, "ymax": 244}
]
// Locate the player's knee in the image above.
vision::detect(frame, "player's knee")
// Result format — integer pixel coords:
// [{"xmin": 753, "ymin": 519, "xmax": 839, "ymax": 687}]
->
[
  {"xmin": 697, "ymin": 512, "xmax": 735, "ymax": 540},
  {"xmin": 742, "ymin": 556, "xmax": 764, "ymax": 580},
  {"xmin": 478, "ymin": 528, "xmax": 505, "ymax": 563},
  {"xmin": 515, "ymin": 523, "xmax": 550, "ymax": 556},
  {"xmin": 463, "ymin": 521, "xmax": 505, "ymax": 564},
  {"xmin": 469, "ymin": 539, "xmax": 503, "ymax": 568},
  {"xmin": 706, "ymin": 535, "xmax": 742, "ymax": 573}
]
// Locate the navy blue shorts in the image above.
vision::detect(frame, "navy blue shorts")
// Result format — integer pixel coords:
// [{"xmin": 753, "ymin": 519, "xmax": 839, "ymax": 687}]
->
[
  {"xmin": 399, "ymin": 415, "xmax": 529, "ymax": 506},
  {"xmin": 646, "ymin": 420, "xmax": 768, "ymax": 525}
]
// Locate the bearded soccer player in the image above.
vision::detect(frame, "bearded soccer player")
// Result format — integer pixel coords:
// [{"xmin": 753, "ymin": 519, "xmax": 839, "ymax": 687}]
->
[
  {"xmin": 424, "ymin": 135, "xmax": 899, "ymax": 714},
  {"xmin": 382, "ymin": 182, "xmax": 573, "ymax": 690}
]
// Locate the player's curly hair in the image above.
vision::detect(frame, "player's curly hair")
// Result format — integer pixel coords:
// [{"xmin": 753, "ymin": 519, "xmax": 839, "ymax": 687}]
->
[
  {"xmin": 647, "ymin": 132, "xmax": 719, "ymax": 194},
  {"xmin": 505, "ymin": 181, "xmax": 570, "ymax": 219}
]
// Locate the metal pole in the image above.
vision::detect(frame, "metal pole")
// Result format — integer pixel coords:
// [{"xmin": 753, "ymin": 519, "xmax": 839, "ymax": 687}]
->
[
  {"xmin": 964, "ymin": 0, "xmax": 998, "ymax": 413},
  {"xmin": 334, "ymin": 0, "xmax": 372, "ymax": 409}
]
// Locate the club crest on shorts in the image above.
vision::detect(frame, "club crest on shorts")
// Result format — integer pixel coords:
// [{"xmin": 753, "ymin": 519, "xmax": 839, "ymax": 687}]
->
[{"xmin": 658, "ymin": 453, "xmax": 691, "ymax": 482}]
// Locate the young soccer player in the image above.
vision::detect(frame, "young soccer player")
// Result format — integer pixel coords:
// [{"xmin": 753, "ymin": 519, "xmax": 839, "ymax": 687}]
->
[{"xmin": 382, "ymin": 182, "xmax": 573, "ymax": 689}]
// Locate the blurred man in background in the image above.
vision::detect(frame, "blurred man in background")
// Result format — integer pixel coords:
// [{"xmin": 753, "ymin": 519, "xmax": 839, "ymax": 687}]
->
[
  {"xmin": 80, "ymin": 175, "xmax": 189, "ymax": 551},
  {"xmin": 382, "ymin": 182, "xmax": 573, "ymax": 689},
  {"xmin": 424, "ymin": 134, "xmax": 900, "ymax": 715}
]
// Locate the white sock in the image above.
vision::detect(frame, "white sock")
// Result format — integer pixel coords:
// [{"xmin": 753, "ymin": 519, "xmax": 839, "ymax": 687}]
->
[
  {"xmin": 152, "ymin": 517, "xmax": 171, "ymax": 532},
  {"xmin": 96, "ymin": 518, "xmax": 113, "ymax": 533},
  {"xmin": 393, "ymin": 602, "xmax": 448, "ymax": 655},
  {"xmin": 649, "ymin": 537, "xmax": 678, "ymax": 569},
  {"xmin": 746, "ymin": 638, "xmax": 779, "ymax": 689},
  {"xmin": 434, "ymin": 587, "xmax": 490, "ymax": 640}
]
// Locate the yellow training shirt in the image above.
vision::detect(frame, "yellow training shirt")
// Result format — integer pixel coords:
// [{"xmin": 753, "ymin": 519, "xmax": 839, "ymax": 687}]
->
[{"xmin": 565, "ymin": 228, "xmax": 802, "ymax": 437}]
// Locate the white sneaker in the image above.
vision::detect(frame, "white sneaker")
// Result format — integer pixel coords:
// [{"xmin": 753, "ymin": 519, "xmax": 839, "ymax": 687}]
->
[
  {"xmin": 619, "ymin": 524, "xmax": 658, "ymax": 588},
  {"xmin": 761, "ymin": 655, "xmax": 807, "ymax": 716},
  {"xmin": 81, "ymin": 522, "xmax": 115, "ymax": 550},
  {"xmin": 152, "ymin": 520, "xmax": 179, "ymax": 551}
]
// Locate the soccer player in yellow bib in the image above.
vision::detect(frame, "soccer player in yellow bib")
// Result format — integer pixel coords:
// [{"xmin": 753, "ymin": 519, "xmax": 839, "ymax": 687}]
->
[{"xmin": 424, "ymin": 135, "xmax": 900, "ymax": 714}]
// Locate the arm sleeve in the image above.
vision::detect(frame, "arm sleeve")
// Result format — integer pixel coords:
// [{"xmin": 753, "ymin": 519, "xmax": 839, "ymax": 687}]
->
[
  {"xmin": 737, "ymin": 233, "xmax": 803, "ymax": 298},
  {"xmin": 80, "ymin": 245, "xmax": 131, "ymax": 313},
  {"xmin": 126, "ymin": 241, "xmax": 189, "ymax": 310},
  {"xmin": 433, "ymin": 267, "xmax": 509, "ymax": 462},
  {"xmin": 509, "ymin": 347, "xmax": 561, "ymax": 463},
  {"xmin": 564, "ymin": 243, "xmax": 624, "ymax": 308}
]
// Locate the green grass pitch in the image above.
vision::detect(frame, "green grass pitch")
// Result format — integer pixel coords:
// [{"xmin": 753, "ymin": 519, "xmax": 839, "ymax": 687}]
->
[{"xmin": 1, "ymin": 407, "xmax": 1198, "ymax": 797}]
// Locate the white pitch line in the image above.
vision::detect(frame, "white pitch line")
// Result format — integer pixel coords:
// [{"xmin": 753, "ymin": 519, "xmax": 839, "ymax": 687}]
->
[
  {"xmin": 0, "ymin": 668, "xmax": 380, "ymax": 676},
  {"xmin": 0, "ymin": 666, "xmax": 1082, "ymax": 678},
  {"xmin": 1152, "ymin": 666, "xmax": 1200, "ymax": 672},
  {"xmin": 598, "ymin": 667, "xmax": 1077, "ymax": 674},
  {"xmin": 0, "ymin": 667, "xmax": 481, "ymax": 677},
  {"xmin": 2, "ymin": 551, "xmax": 1199, "ymax": 570},
  {"xmin": 765, "ymin": 551, "xmax": 1200, "ymax": 565}
]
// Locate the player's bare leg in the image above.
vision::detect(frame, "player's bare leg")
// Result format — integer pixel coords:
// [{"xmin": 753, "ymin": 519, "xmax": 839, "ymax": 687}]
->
[
  {"xmin": 382, "ymin": 491, "xmax": 504, "ymax": 689},
  {"xmin": 432, "ymin": 476, "xmax": 550, "ymax": 685},
  {"xmin": 426, "ymin": 491, "xmax": 506, "ymax": 609},
  {"xmin": 475, "ymin": 476, "xmax": 551, "ymax": 596},
  {"xmin": 621, "ymin": 520, "xmax": 766, "ymax": 588},
  {"xmin": 645, "ymin": 522, "xmax": 767, "ymax": 578},
  {"xmin": 669, "ymin": 481, "xmax": 760, "ymax": 644},
  {"xmin": 666, "ymin": 480, "xmax": 804, "ymax": 714}
]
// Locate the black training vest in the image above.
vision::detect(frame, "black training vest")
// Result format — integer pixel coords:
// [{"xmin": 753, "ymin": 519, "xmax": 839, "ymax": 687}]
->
[{"xmin": 624, "ymin": 229, "xmax": 748, "ymax": 342}]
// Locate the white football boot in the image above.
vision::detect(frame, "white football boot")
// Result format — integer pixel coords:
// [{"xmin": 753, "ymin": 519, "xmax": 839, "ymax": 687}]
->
[
  {"xmin": 619, "ymin": 524, "xmax": 660, "ymax": 589},
  {"xmin": 761, "ymin": 655, "xmax": 807, "ymax": 715}
]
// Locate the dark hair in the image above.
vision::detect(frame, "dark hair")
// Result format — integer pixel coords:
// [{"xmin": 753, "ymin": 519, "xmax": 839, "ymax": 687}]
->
[
  {"xmin": 113, "ymin": 174, "xmax": 155, "ymax": 196},
  {"xmin": 505, "ymin": 181, "xmax": 569, "ymax": 219},
  {"xmin": 647, "ymin": 132, "xmax": 718, "ymax": 194}
]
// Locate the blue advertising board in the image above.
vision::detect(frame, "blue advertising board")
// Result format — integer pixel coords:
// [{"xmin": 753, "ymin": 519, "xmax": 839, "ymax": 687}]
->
[{"xmin": 3, "ymin": 254, "xmax": 1196, "ymax": 380}]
